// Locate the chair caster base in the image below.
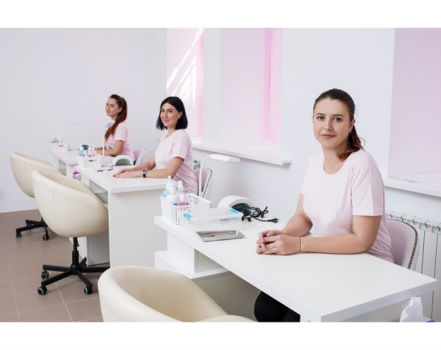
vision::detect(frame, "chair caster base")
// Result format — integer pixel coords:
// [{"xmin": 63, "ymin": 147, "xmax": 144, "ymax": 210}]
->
[{"xmin": 37, "ymin": 286, "xmax": 47, "ymax": 295}]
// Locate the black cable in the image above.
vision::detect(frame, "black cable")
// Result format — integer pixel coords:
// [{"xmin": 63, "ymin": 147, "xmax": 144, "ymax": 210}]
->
[{"xmin": 241, "ymin": 206, "xmax": 279, "ymax": 223}]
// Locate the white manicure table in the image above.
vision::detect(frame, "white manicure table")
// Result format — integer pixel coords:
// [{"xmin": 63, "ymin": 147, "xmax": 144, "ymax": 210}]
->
[{"xmin": 154, "ymin": 217, "xmax": 438, "ymax": 322}]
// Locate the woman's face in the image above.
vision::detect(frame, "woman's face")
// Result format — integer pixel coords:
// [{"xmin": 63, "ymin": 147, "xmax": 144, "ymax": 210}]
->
[
  {"xmin": 106, "ymin": 98, "xmax": 122, "ymax": 120},
  {"xmin": 313, "ymin": 98, "xmax": 355, "ymax": 152},
  {"xmin": 160, "ymin": 102, "xmax": 182, "ymax": 130}
]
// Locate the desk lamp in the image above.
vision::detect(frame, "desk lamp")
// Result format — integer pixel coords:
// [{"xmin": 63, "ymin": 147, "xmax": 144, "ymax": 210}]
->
[
  {"xmin": 199, "ymin": 154, "xmax": 240, "ymax": 197},
  {"xmin": 102, "ymin": 120, "xmax": 115, "ymax": 165},
  {"xmin": 68, "ymin": 123, "xmax": 79, "ymax": 151}
]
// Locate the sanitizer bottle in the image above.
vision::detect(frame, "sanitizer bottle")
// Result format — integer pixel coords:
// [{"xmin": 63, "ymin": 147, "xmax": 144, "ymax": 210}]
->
[
  {"xmin": 167, "ymin": 186, "xmax": 179, "ymax": 205},
  {"xmin": 177, "ymin": 194, "xmax": 188, "ymax": 206},
  {"xmin": 162, "ymin": 176, "xmax": 173, "ymax": 198},
  {"xmin": 177, "ymin": 181, "xmax": 186, "ymax": 202}
]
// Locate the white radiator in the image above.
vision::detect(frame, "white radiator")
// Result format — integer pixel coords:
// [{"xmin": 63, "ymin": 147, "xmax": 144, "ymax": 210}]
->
[{"xmin": 385, "ymin": 210, "xmax": 441, "ymax": 321}]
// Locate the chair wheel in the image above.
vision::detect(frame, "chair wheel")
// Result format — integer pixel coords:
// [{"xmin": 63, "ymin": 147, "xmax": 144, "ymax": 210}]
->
[
  {"xmin": 37, "ymin": 286, "xmax": 47, "ymax": 295},
  {"xmin": 41, "ymin": 271, "xmax": 49, "ymax": 279},
  {"xmin": 16, "ymin": 232, "xmax": 21, "ymax": 238},
  {"xmin": 84, "ymin": 286, "xmax": 93, "ymax": 295},
  {"xmin": 42, "ymin": 234, "xmax": 49, "ymax": 241}
]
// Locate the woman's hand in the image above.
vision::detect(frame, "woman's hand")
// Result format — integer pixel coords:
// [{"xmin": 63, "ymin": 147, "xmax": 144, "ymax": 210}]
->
[
  {"xmin": 256, "ymin": 234, "xmax": 300, "ymax": 255},
  {"xmin": 114, "ymin": 168, "xmax": 132, "ymax": 177},
  {"xmin": 114, "ymin": 169, "xmax": 142, "ymax": 178},
  {"xmin": 256, "ymin": 229, "xmax": 285, "ymax": 252}
]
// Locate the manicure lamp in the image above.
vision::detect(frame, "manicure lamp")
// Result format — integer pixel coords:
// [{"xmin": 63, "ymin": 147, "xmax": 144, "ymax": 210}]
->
[
  {"xmin": 102, "ymin": 120, "xmax": 115, "ymax": 165},
  {"xmin": 199, "ymin": 154, "xmax": 240, "ymax": 197},
  {"xmin": 68, "ymin": 124, "xmax": 79, "ymax": 151}
]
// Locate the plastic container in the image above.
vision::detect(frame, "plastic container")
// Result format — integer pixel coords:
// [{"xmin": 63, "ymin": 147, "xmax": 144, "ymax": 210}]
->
[
  {"xmin": 183, "ymin": 207, "xmax": 243, "ymax": 233},
  {"xmin": 167, "ymin": 186, "xmax": 179, "ymax": 205},
  {"xmin": 162, "ymin": 176, "xmax": 174, "ymax": 198},
  {"xmin": 160, "ymin": 194, "xmax": 210, "ymax": 226}
]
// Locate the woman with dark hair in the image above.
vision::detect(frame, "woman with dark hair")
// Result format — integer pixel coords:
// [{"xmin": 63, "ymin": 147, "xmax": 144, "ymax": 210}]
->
[
  {"xmin": 254, "ymin": 88, "xmax": 393, "ymax": 322},
  {"xmin": 114, "ymin": 96, "xmax": 198, "ymax": 195},
  {"xmin": 96, "ymin": 94, "xmax": 135, "ymax": 162}
]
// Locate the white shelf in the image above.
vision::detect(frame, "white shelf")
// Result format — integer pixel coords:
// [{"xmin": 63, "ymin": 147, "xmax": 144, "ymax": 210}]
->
[
  {"xmin": 191, "ymin": 141, "xmax": 292, "ymax": 166},
  {"xmin": 383, "ymin": 176, "xmax": 441, "ymax": 199}
]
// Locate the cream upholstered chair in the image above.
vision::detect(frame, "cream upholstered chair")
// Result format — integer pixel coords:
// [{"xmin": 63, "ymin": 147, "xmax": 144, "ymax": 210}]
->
[
  {"xmin": 193, "ymin": 168, "xmax": 212, "ymax": 199},
  {"xmin": 133, "ymin": 148, "xmax": 146, "ymax": 166},
  {"xmin": 387, "ymin": 219, "xmax": 419, "ymax": 271},
  {"xmin": 32, "ymin": 170, "xmax": 109, "ymax": 295},
  {"xmin": 98, "ymin": 266, "xmax": 255, "ymax": 322},
  {"xmin": 9, "ymin": 152, "xmax": 63, "ymax": 240}
]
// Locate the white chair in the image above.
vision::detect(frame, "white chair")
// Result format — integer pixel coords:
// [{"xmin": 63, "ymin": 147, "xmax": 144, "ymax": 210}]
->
[
  {"xmin": 32, "ymin": 170, "xmax": 109, "ymax": 295},
  {"xmin": 133, "ymin": 148, "xmax": 146, "ymax": 166},
  {"xmin": 9, "ymin": 152, "xmax": 63, "ymax": 240},
  {"xmin": 98, "ymin": 266, "xmax": 255, "ymax": 322},
  {"xmin": 193, "ymin": 168, "xmax": 212, "ymax": 198},
  {"xmin": 387, "ymin": 219, "xmax": 419, "ymax": 271}
]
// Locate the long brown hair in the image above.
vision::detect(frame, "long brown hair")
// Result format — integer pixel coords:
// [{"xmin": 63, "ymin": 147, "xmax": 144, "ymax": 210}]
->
[
  {"xmin": 313, "ymin": 88, "xmax": 364, "ymax": 161},
  {"xmin": 105, "ymin": 94, "xmax": 127, "ymax": 142}
]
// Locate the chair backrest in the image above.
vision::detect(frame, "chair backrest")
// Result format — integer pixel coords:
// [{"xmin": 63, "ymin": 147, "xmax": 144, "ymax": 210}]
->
[
  {"xmin": 133, "ymin": 148, "xmax": 146, "ymax": 166},
  {"xmin": 98, "ymin": 266, "xmax": 227, "ymax": 322},
  {"xmin": 9, "ymin": 152, "xmax": 63, "ymax": 198},
  {"xmin": 386, "ymin": 219, "xmax": 419, "ymax": 271},
  {"xmin": 31, "ymin": 170, "xmax": 108, "ymax": 238},
  {"xmin": 193, "ymin": 168, "xmax": 212, "ymax": 199}
]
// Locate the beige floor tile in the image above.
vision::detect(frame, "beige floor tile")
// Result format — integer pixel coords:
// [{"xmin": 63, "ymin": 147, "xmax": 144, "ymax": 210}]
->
[
  {"xmin": 9, "ymin": 262, "xmax": 44, "ymax": 281},
  {"xmin": 19, "ymin": 304, "xmax": 72, "ymax": 322},
  {"xmin": 4, "ymin": 242, "xmax": 40, "ymax": 256},
  {"xmin": 0, "ymin": 268, "xmax": 11, "ymax": 282},
  {"xmin": 41, "ymin": 249, "xmax": 74, "ymax": 263},
  {"xmin": 7, "ymin": 250, "xmax": 45, "ymax": 267},
  {"xmin": 12, "ymin": 276, "xmax": 55, "ymax": 295},
  {"xmin": 43, "ymin": 259, "xmax": 74, "ymax": 268},
  {"xmin": 37, "ymin": 239, "xmax": 72, "ymax": 253},
  {"xmin": 20, "ymin": 210, "xmax": 42, "ymax": 221},
  {"xmin": 2, "ymin": 234, "xmax": 37, "ymax": 247},
  {"xmin": 56, "ymin": 276, "xmax": 100, "ymax": 303},
  {"xmin": 0, "ymin": 312, "xmax": 19, "ymax": 322},
  {"xmin": 0, "ymin": 295, "xmax": 17, "ymax": 316},
  {"xmin": 15, "ymin": 288, "xmax": 64, "ymax": 312},
  {"xmin": 35, "ymin": 233, "xmax": 65, "ymax": 243},
  {"xmin": 80, "ymin": 316, "xmax": 103, "ymax": 322},
  {"xmin": 0, "ymin": 255, "xmax": 8, "ymax": 269},
  {"xmin": 0, "ymin": 280, "xmax": 14, "ymax": 297},
  {"xmin": 65, "ymin": 297, "xmax": 101, "ymax": 322}
]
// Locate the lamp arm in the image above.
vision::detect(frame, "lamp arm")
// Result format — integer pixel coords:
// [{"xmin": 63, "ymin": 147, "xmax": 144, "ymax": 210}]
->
[{"xmin": 199, "ymin": 155, "xmax": 211, "ymax": 197}]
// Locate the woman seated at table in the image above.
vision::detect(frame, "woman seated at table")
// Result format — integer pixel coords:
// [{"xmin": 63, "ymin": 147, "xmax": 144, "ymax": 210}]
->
[
  {"xmin": 96, "ymin": 94, "xmax": 135, "ymax": 163},
  {"xmin": 114, "ymin": 96, "xmax": 198, "ymax": 195},
  {"xmin": 254, "ymin": 88, "xmax": 394, "ymax": 322}
]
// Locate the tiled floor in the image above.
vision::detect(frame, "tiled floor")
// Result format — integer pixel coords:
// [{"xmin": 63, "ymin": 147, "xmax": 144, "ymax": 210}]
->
[{"xmin": 0, "ymin": 209, "xmax": 108, "ymax": 322}]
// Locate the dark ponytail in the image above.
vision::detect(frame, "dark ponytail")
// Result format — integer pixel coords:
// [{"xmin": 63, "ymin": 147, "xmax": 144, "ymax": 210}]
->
[
  {"xmin": 105, "ymin": 94, "xmax": 128, "ymax": 142},
  {"xmin": 313, "ymin": 88, "xmax": 364, "ymax": 161}
]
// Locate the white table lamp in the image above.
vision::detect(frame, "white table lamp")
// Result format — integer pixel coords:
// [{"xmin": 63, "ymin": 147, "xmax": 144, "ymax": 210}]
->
[
  {"xmin": 199, "ymin": 154, "xmax": 240, "ymax": 197},
  {"xmin": 68, "ymin": 123, "xmax": 79, "ymax": 151},
  {"xmin": 102, "ymin": 120, "xmax": 115, "ymax": 164}
]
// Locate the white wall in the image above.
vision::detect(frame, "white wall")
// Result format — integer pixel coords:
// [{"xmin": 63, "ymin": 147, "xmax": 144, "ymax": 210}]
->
[
  {"xmin": 0, "ymin": 29, "xmax": 166, "ymax": 213},
  {"xmin": 195, "ymin": 28, "xmax": 396, "ymax": 222}
]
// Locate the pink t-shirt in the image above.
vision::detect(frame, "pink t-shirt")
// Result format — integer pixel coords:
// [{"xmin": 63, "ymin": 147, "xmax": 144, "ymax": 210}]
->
[
  {"xmin": 301, "ymin": 149, "xmax": 394, "ymax": 263},
  {"xmin": 105, "ymin": 122, "xmax": 135, "ymax": 162},
  {"xmin": 155, "ymin": 130, "xmax": 198, "ymax": 195}
]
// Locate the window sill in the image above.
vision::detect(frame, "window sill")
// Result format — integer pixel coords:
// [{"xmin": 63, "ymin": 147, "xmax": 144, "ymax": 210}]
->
[
  {"xmin": 383, "ymin": 175, "xmax": 441, "ymax": 199},
  {"xmin": 191, "ymin": 141, "xmax": 292, "ymax": 166}
]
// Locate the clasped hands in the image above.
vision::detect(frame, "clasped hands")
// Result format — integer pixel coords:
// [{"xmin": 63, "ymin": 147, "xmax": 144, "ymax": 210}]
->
[{"xmin": 256, "ymin": 230, "xmax": 300, "ymax": 255}]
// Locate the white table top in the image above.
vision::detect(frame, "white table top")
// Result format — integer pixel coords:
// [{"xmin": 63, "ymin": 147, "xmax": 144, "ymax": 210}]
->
[
  {"xmin": 51, "ymin": 149, "xmax": 114, "ymax": 165},
  {"xmin": 154, "ymin": 216, "xmax": 438, "ymax": 322},
  {"xmin": 76, "ymin": 166, "xmax": 168, "ymax": 193}
]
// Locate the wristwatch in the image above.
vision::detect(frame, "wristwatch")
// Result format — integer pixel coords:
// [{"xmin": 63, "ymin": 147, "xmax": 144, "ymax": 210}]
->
[{"xmin": 142, "ymin": 169, "xmax": 148, "ymax": 178}]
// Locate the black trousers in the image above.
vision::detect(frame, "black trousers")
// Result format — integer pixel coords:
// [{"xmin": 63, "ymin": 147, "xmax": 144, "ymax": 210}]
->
[{"xmin": 254, "ymin": 292, "xmax": 301, "ymax": 322}]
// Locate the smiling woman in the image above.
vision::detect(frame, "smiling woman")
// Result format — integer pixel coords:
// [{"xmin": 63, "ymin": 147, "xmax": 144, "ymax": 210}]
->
[
  {"xmin": 114, "ymin": 96, "xmax": 198, "ymax": 195},
  {"xmin": 253, "ymin": 88, "xmax": 394, "ymax": 322}
]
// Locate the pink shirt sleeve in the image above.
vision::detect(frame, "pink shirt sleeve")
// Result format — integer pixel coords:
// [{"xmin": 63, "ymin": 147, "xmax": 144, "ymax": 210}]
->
[
  {"xmin": 114, "ymin": 123, "xmax": 128, "ymax": 142},
  {"xmin": 171, "ymin": 132, "xmax": 191, "ymax": 160},
  {"xmin": 351, "ymin": 165, "xmax": 384, "ymax": 216}
]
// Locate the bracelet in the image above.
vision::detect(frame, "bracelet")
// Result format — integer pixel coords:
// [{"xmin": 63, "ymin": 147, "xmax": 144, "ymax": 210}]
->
[{"xmin": 299, "ymin": 237, "xmax": 301, "ymax": 253}]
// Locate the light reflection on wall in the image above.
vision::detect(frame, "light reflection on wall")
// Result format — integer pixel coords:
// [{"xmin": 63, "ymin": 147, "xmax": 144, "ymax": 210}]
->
[{"xmin": 166, "ymin": 28, "xmax": 203, "ymax": 138}]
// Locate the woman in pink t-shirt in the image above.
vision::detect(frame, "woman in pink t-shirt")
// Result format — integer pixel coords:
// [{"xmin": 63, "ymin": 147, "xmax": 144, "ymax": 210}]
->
[
  {"xmin": 114, "ymin": 96, "xmax": 197, "ymax": 195},
  {"xmin": 96, "ymin": 94, "xmax": 135, "ymax": 163},
  {"xmin": 254, "ymin": 88, "xmax": 394, "ymax": 322}
]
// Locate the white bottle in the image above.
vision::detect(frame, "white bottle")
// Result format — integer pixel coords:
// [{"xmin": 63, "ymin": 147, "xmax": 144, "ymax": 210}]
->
[
  {"xmin": 89, "ymin": 145, "xmax": 96, "ymax": 158},
  {"xmin": 166, "ymin": 186, "xmax": 179, "ymax": 205},
  {"xmin": 162, "ymin": 176, "xmax": 173, "ymax": 198},
  {"xmin": 177, "ymin": 181, "xmax": 186, "ymax": 202}
]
